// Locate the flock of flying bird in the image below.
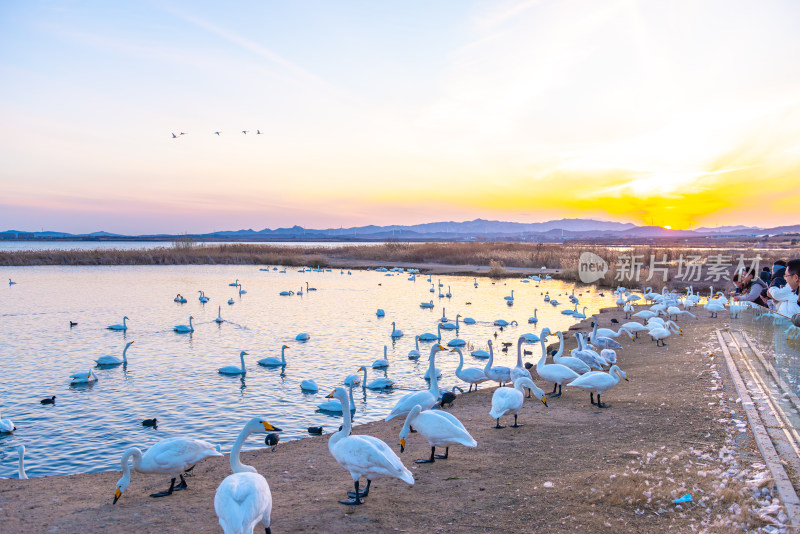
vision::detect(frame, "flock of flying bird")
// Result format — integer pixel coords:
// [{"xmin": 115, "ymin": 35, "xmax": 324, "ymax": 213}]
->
[
  {"xmin": 170, "ymin": 130, "xmax": 264, "ymax": 138},
  {"xmin": 1, "ymin": 270, "xmax": 734, "ymax": 534}
]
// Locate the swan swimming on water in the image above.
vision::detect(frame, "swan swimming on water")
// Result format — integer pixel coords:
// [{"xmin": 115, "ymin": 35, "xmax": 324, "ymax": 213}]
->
[
  {"xmin": 107, "ymin": 316, "xmax": 129, "ymax": 331},
  {"xmin": 113, "ymin": 436, "xmax": 222, "ymax": 502},
  {"xmin": 390, "ymin": 322, "xmax": 403, "ymax": 338},
  {"xmin": 408, "ymin": 336, "xmax": 421, "ymax": 359},
  {"xmin": 174, "ymin": 316, "xmax": 194, "ymax": 333},
  {"xmin": 215, "ymin": 306, "xmax": 224, "ymax": 324},
  {"xmin": 214, "ymin": 417, "xmax": 281, "ymax": 534},
  {"xmin": 385, "ymin": 345, "xmax": 449, "ymax": 422},
  {"xmin": 218, "ymin": 351, "xmax": 248, "ymax": 376},
  {"xmin": 317, "ymin": 382, "xmax": 357, "ymax": 413},
  {"xmin": 69, "ymin": 370, "xmax": 98, "ymax": 385},
  {"xmin": 0, "ymin": 411, "xmax": 16, "ymax": 433},
  {"xmin": 258, "ymin": 345, "xmax": 288, "ymax": 367},
  {"xmin": 328, "ymin": 386, "xmax": 414, "ymax": 505},
  {"xmin": 95, "ymin": 341, "xmax": 134, "ymax": 367},
  {"xmin": 360, "ymin": 366, "xmax": 395, "ymax": 389}
]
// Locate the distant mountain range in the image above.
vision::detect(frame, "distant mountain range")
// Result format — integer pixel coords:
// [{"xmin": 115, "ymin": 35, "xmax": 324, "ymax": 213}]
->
[{"xmin": 3, "ymin": 218, "xmax": 799, "ymax": 241}]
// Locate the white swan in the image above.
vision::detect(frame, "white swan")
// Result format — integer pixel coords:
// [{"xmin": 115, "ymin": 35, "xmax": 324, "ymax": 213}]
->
[
  {"xmin": 420, "ymin": 300, "xmax": 434, "ymax": 309},
  {"xmin": 483, "ymin": 340, "xmax": 511, "ymax": 387},
  {"xmin": 258, "ymin": 345, "xmax": 288, "ymax": 367},
  {"xmin": 295, "ymin": 333, "xmax": 310, "ymax": 341},
  {"xmin": 390, "ymin": 322, "xmax": 403, "ymax": 338},
  {"xmin": 218, "ymin": 351, "xmax": 248, "ymax": 375},
  {"xmin": 9, "ymin": 278, "xmax": 16, "ymax": 285},
  {"xmin": 344, "ymin": 371, "xmax": 361, "ymax": 387},
  {"xmin": 95, "ymin": 341, "xmax": 134, "ymax": 367},
  {"xmin": 463, "ymin": 317, "xmax": 476, "ymax": 324},
  {"xmin": 567, "ymin": 365, "xmax": 628, "ymax": 408},
  {"xmin": 69, "ymin": 370, "xmax": 98, "ymax": 385},
  {"xmin": 372, "ymin": 346, "xmax": 390, "ymax": 368},
  {"xmin": 107, "ymin": 316, "xmax": 129, "ymax": 331},
  {"xmin": 0, "ymin": 411, "xmax": 16, "ymax": 433},
  {"xmin": 408, "ymin": 336, "xmax": 421, "ymax": 360},
  {"xmin": 174, "ymin": 316, "xmax": 194, "ymax": 333},
  {"xmin": 504, "ymin": 290, "xmax": 514, "ymax": 301},
  {"xmin": 441, "ymin": 314, "xmax": 460, "ymax": 330},
  {"xmin": 632, "ymin": 310, "xmax": 660, "ymax": 322},
  {"xmin": 574, "ymin": 332, "xmax": 607, "ymax": 369},
  {"xmin": 600, "ymin": 348, "xmax": 617, "ymax": 364},
  {"xmin": 328, "ymin": 387, "xmax": 414, "ymax": 504},
  {"xmin": 528, "ymin": 309, "xmax": 539, "ymax": 324},
  {"xmin": 453, "ymin": 347, "xmax": 488, "ymax": 392},
  {"xmin": 649, "ymin": 321, "xmax": 681, "ymax": 346},
  {"xmin": 510, "ymin": 336, "xmax": 535, "ymax": 395},
  {"xmin": 318, "ymin": 382, "xmax": 357, "ymax": 412},
  {"xmin": 705, "ymin": 300, "xmax": 726, "ymax": 318},
  {"xmin": 215, "ymin": 418, "xmax": 281, "ymax": 534},
  {"xmin": 199, "ymin": 290, "xmax": 210, "ymax": 303},
  {"xmin": 550, "ymin": 331, "xmax": 590, "ymax": 374},
  {"xmin": 228, "ymin": 298, "xmax": 235, "ymax": 305},
  {"xmin": 215, "ymin": 306, "xmax": 224, "ymax": 324},
  {"xmin": 385, "ymin": 345, "xmax": 448, "ymax": 422},
  {"xmin": 228, "ymin": 279, "xmax": 239, "ymax": 287},
  {"xmin": 17, "ymin": 445, "xmax": 28, "ymax": 479},
  {"xmin": 489, "ymin": 377, "xmax": 547, "ymax": 428},
  {"xmin": 446, "ymin": 336, "xmax": 466, "ymax": 347},
  {"xmin": 300, "ymin": 379, "xmax": 319, "ymax": 392},
  {"xmin": 589, "ymin": 319, "xmax": 624, "ymax": 349},
  {"xmin": 238, "ymin": 285, "xmax": 247, "ymax": 295},
  {"xmin": 279, "ymin": 290, "xmax": 294, "ymax": 296},
  {"xmin": 573, "ymin": 306, "xmax": 587, "ymax": 319},
  {"xmin": 592, "ymin": 323, "xmax": 634, "ymax": 341},
  {"xmin": 399, "ymin": 404, "xmax": 476, "ymax": 463},
  {"xmin": 535, "ymin": 334, "xmax": 579, "ymax": 397},
  {"xmin": 360, "ymin": 366, "xmax": 395, "ymax": 389},
  {"xmin": 621, "ymin": 321, "xmax": 649, "ymax": 339},
  {"xmin": 418, "ymin": 325, "xmax": 440, "ymax": 341},
  {"xmin": 623, "ymin": 301, "xmax": 634, "ymax": 318},
  {"xmin": 113, "ymin": 436, "xmax": 222, "ymax": 503},
  {"xmin": 471, "ymin": 348, "xmax": 490, "ymax": 359}
]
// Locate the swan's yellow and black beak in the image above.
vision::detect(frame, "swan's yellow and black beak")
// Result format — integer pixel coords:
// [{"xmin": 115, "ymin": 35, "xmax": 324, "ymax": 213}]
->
[
  {"xmin": 437, "ymin": 344, "xmax": 447, "ymax": 351},
  {"xmin": 400, "ymin": 438, "xmax": 406, "ymax": 453},
  {"xmin": 243, "ymin": 351, "xmax": 249, "ymax": 355},
  {"xmin": 326, "ymin": 390, "xmax": 335, "ymax": 399},
  {"xmin": 262, "ymin": 421, "xmax": 282, "ymax": 432},
  {"xmin": 113, "ymin": 488, "xmax": 121, "ymax": 504},
  {"xmin": 541, "ymin": 396, "xmax": 548, "ymax": 407}
]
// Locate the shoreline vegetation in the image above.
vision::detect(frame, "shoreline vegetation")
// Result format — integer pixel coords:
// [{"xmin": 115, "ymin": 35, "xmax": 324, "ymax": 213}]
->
[{"xmin": 2, "ymin": 241, "xmax": 796, "ymax": 289}]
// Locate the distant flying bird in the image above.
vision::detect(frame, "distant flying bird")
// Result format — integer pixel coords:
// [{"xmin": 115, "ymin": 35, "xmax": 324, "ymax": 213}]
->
[
  {"xmin": 171, "ymin": 133, "xmax": 177, "ymax": 138},
  {"xmin": 256, "ymin": 130, "xmax": 263, "ymax": 134},
  {"xmin": 180, "ymin": 132, "xmax": 186, "ymax": 136},
  {"xmin": 242, "ymin": 130, "xmax": 248, "ymax": 134},
  {"xmin": 214, "ymin": 131, "xmax": 222, "ymax": 136}
]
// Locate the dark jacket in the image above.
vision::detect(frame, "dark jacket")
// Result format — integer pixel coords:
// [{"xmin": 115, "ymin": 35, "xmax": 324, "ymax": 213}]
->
[
  {"xmin": 739, "ymin": 277, "xmax": 769, "ymax": 307},
  {"xmin": 770, "ymin": 265, "xmax": 787, "ymax": 288}
]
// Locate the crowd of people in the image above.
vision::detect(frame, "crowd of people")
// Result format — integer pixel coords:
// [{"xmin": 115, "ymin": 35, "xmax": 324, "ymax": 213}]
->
[{"xmin": 731, "ymin": 259, "xmax": 800, "ymax": 326}]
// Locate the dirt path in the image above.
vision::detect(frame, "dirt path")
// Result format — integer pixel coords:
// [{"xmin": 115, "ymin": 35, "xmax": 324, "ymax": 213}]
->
[{"xmin": 0, "ymin": 309, "xmax": 784, "ymax": 533}]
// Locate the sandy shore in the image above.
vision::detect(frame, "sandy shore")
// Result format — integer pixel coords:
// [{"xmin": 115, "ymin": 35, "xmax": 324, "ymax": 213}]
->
[{"xmin": 0, "ymin": 309, "xmax": 782, "ymax": 533}]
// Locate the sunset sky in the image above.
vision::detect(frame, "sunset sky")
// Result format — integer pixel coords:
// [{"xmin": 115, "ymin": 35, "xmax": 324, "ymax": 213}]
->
[{"xmin": 1, "ymin": 0, "xmax": 799, "ymax": 234}]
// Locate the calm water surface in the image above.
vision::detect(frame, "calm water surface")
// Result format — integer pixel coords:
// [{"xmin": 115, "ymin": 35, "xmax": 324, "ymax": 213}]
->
[{"xmin": 0, "ymin": 265, "xmax": 613, "ymax": 478}]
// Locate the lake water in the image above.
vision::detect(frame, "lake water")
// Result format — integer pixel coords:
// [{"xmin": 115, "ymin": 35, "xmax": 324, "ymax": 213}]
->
[
  {"xmin": 0, "ymin": 241, "xmax": 381, "ymax": 252},
  {"xmin": 0, "ymin": 266, "xmax": 612, "ymax": 478}
]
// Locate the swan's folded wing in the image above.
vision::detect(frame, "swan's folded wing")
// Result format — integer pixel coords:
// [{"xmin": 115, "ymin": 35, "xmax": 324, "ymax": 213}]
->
[
  {"xmin": 215, "ymin": 473, "xmax": 271, "ymax": 533},
  {"xmin": 426, "ymin": 410, "xmax": 468, "ymax": 432}
]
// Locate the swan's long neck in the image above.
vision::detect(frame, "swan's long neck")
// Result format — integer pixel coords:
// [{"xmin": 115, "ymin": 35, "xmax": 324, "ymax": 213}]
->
[
  {"xmin": 122, "ymin": 317, "xmax": 127, "ymax": 327},
  {"xmin": 415, "ymin": 336, "xmax": 420, "ymax": 351},
  {"xmin": 485, "ymin": 342, "xmax": 494, "ymax": 371},
  {"xmin": 554, "ymin": 331, "xmax": 564, "ymax": 359},
  {"xmin": 400, "ymin": 406, "xmax": 420, "ymax": 439},
  {"xmin": 455, "ymin": 315, "xmax": 460, "ymax": 328},
  {"xmin": 189, "ymin": 317, "xmax": 193, "ymax": 329},
  {"xmin": 455, "ymin": 349, "xmax": 464, "ymax": 373},
  {"xmin": 121, "ymin": 448, "xmax": 143, "ymax": 480},
  {"xmin": 427, "ymin": 350, "xmax": 439, "ymax": 396},
  {"xmin": 239, "ymin": 353, "xmax": 246, "ymax": 373},
  {"xmin": 437, "ymin": 323, "xmax": 442, "ymax": 341},
  {"xmin": 18, "ymin": 448, "xmax": 26, "ymax": 479},
  {"xmin": 384, "ymin": 346, "xmax": 387, "ymax": 358},
  {"xmin": 122, "ymin": 343, "xmax": 131, "ymax": 362},
  {"xmin": 331, "ymin": 392, "xmax": 353, "ymax": 446},
  {"xmin": 361, "ymin": 367, "xmax": 368, "ymax": 384},
  {"xmin": 348, "ymin": 384, "xmax": 355, "ymax": 406},
  {"xmin": 537, "ymin": 339, "xmax": 548, "ymax": 370},
  {"xmin": 280, "ymin": 347, "xmax": 286, "ymax": 364},
  {"xmin": 230, "ymin": 424, "xmax": 255, "ymax": 473},
  {"xmin": 534, "ymin": 309, "xmax": 537, "ymax": 319},
  {"xmin": 516, "ymin": 338, "xmax": 524, "ymax": 367}
]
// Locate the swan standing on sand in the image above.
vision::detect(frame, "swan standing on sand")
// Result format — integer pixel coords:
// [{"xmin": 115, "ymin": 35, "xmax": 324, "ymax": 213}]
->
[
  {"xmin": 408, "ymin": 336, "xmax": 421, "ymax": 359},
  {"xmin": 567, "ymin": 365, "xmax": 628, "ymax": 408},
  {"xmin": 399, "ymin": 404, "xmax": 476, "ymax": 463},
  {"xmin": 17, "ymin": 445, "xmax": 28, "ymax": 479},
  {"xmin": 483, "ymin": 340, "xmax": 511, "ymax": 387},
  {"xmin": 648, "ymin": 321, "xmax": 681, "ymax": 346},
  {"xmin": 535, "ymin": 334, "xmax": 579, "ymax": 397},
  {"xmin": 490, "ymin": 377, "xmax": 547, "ymax": 428},
  {"xmin": 551, "ymin": 331, "xmax": 590, "ymax": 374},
  {"xmin": 218, "ymin": 351, "xmax": 248, "ymax": 376},
  {"xmin": 453, "ymin": 347, "xmax": 488, "ymax": 392},
  {"xmin": 107, "ymin": 316, "xmax": 129, "ymax": 331},
  {"xmin": 174, "ymin": 316, "xmax": 194, "ymax": 333},
  {"xmin": 385, "ymin": 345, "xmax": 449, "ymax": 423},
  {"xmin": 113, "ymin": 436, "xmax": 222, "ymax": 502},
  {"xmin": 390, "ymin": 322, "xmax": 403, "ymax": 338},
  {"xmin": 328, "ymin": 387, "xmax": 414, "ymax": 505},
  {"xmin": 0, "ymin": 411, "xmax": 16, "ymax": 433},
  {"xmin": 215, "ymin": 418, "xmax": 281, "ymax": 534},
  {"xmin": 258, "ymin": 346, "xmax": 288, "ymax": 367},
  {"xmin": 589, "ymin": 319, "xmax": 624, "ymax": 349},
  {"xmin": 95, "ymin": 341, "xmax": 134, "ymax": 367}
]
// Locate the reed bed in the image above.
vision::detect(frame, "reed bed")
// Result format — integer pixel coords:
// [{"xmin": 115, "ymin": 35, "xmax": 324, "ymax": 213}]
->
[{"xmin": 2, "ymin": 241, "xmax": 792, "ymax": 290}]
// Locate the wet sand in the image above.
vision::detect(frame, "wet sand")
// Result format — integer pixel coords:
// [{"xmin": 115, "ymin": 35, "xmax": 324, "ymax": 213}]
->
[{"xmin": 0, "ymin": 308, "xmax": 780, "ymax": 533}]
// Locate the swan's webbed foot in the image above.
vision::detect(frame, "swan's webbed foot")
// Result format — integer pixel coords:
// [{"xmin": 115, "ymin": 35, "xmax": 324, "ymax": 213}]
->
[
  {"xmin": 347, "ymin": 479, "xmax": 371, "ymax": 499},
  {"xmin": 174, "ymin": 475, "xmax": 188, "ymax": 491},
  {"xmin": 597, "ymin": 395, "xmax": 609, "ymax": 408},
  {"xmin": 434, "ymin": 447, "xmax": 449, "ymax": 460},
  {"xmin": 342, "ymin": 481, "xmax": 367, "ymax": 504},
  {"xmin": 417, "ymin": 447, "xmax": 436, "ymax": 463},
  {"xmin": 150, "ymin": 478, "xmax": 176, "ymax": 498},
  {"xmin": 510, "ymin": 415, "xmax": 523, "ymax": 428},
  {"xmin": 494, "ymin": 419, "xmax": 505, "ymax": 429}
]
